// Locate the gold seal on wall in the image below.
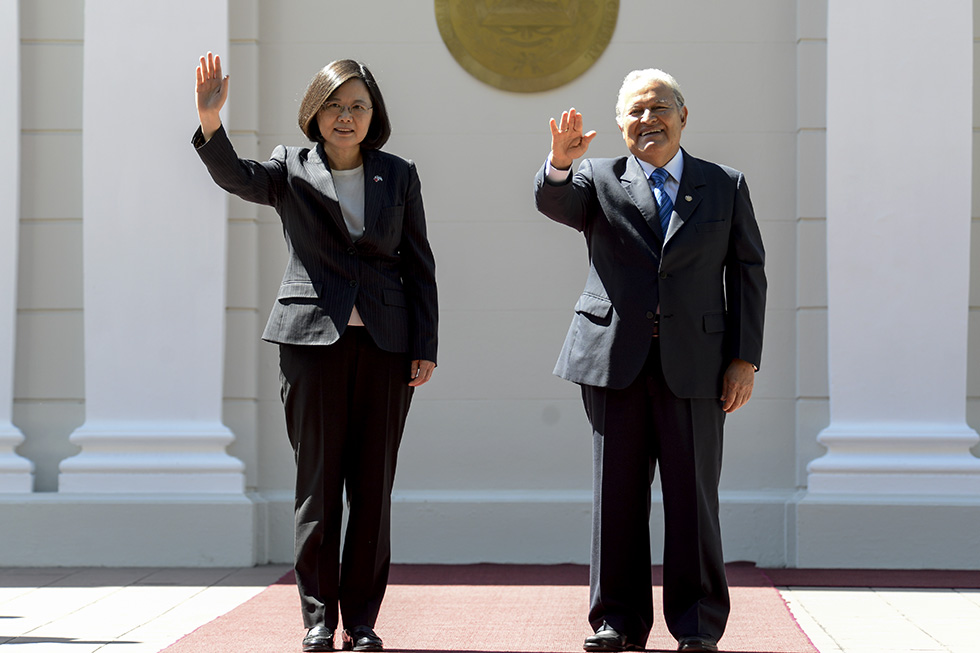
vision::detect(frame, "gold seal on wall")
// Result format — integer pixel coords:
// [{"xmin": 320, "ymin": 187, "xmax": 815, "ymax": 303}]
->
[{"xmin": 435, "ymin": 0, "xmax": 619, "ymax": 93}]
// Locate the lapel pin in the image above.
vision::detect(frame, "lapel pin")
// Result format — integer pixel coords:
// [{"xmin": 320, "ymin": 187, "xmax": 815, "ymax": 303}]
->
[
  {"xmin": 373, "ymin": 175, "xmax": 383, "ymax": 183},
  {"xmin": 685, "ymin": 195, "xmax": 692, "ymax": 202}
]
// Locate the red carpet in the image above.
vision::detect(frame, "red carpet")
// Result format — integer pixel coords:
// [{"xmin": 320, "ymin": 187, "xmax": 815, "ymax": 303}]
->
[
  {"xmin": 763, "ymin": 567, "xmax": 980, "ymax": 589},
  {"xmin": 162, "ymin": 563, "xmax": 817, "ymax": 653}
]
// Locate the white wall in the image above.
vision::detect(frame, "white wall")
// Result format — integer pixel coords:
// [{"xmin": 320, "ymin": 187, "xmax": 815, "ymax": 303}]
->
[{"xmin": 239, "ymin": 0, "xmax": 804, "ymax": 564}]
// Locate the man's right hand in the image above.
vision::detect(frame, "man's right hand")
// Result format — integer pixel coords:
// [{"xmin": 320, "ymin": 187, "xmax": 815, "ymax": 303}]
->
[
  {"xmin": 549, "ymin": 108, "xmax": 597, "ymax": 170},
  {"xmin": 196, "ymin": 51, "xmax": 228, "ymax": 142}
]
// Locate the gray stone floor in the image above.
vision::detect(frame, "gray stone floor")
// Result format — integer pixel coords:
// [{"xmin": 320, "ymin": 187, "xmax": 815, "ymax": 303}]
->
[
  {"xmin": 0, "ymin": 566, "xmax": 289, "ymax": 652},
  {"xmin": 781, "ymin": 585, "xmax": 980, "ymax": 653},
  {"xmin": 0, "ymin": 566, "xmax": 978, "ymax": 652}
]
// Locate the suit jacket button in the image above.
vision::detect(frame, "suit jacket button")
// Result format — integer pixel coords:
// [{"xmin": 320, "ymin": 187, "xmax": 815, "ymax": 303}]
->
[
  {"xmin": 646, "ymin": 311, "xmax": 655, "ymax": 319},
  {"xmin": 660, "ymin": 272, "xmax": 668, "ymax": 279},
  {"xmin": 347, "ymin": 247, "xmax": 356, "ymax": 255},
  {"xmin": 349, "ymin": 280, "xmax": 357, "ymax": 287}
]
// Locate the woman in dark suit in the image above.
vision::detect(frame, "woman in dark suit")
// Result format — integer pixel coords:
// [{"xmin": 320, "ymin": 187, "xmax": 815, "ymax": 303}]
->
[{"xmin": 193, "ymin": 52, "xmax": 437, "ymax": 652}]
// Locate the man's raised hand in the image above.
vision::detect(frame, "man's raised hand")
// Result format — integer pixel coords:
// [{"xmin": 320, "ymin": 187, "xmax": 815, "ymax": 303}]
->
[{"xmin": 549, "ymin": 108, "xmax": 597, "ymax": 170}]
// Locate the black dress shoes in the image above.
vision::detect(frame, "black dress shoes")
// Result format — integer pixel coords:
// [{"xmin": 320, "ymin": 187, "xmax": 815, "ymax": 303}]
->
[
  {"xmin": 677, "ymin": 636, "xmax": 718, "ymax": 652},
  {"xmin": 302, "ymin": 625, "xmax": 335, "ymax": 652},
  {"xmin": 342, "ymin": 625, "xmax": 384, "ymax": 651},
  {"xmin": 583, "ymin": 621, "xmax": 641, "ymax": 652}
]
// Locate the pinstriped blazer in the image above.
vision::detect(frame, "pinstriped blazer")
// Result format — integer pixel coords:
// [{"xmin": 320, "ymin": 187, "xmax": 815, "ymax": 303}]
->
[{"xmin": 193, "ymin": 125, "xmax": 438, "ymax": 363}]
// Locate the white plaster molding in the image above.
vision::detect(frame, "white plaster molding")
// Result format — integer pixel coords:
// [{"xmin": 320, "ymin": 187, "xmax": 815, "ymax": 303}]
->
[
  {"xmin": 0, "ymin": 493, "xmax": 256, "ymax": 566},
  {"xmin": 0, "ymin": 423, "xmax": 33, "ymax": 493},
  {"xmin": 393, "ymin": 489, "xmax": 592, "ymax": 503},
  {"xmin": 809, "ymin": 423, "xmax": 980, "ymax": 494},
  {"xmin": 387, "ymin": 489, "xmax": 798, "ymax": 565},
  {"xmin": 809, "ymin": 0, "xmax": 979, "ymax": 496},
  {"xmin": 60, "ymin": 0, "xmax": 239, "ymax": 495},
  {"xmin": 391, "ymin": 488, "xmax": 797, "ymax": 505},
  {"xmin": 795, "ymin": 493, "xmax": 980, "ymax": 568},
  {"xmin": 60, "ymin": 421, "xmax": 244, "ymax": 494},
  {"xmin": 0, "ymin": 0, "xmax": 34, "ymax": 493}
]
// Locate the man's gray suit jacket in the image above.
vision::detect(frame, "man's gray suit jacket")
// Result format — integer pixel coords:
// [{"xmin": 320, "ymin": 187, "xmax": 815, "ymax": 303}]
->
[
  {"xmin": 194, "ymin": 125, "xmax": 438, "ymax": 363},
  {"xmin": 534, "ymin": 150, "xmax": 765, "ymax": 397}
]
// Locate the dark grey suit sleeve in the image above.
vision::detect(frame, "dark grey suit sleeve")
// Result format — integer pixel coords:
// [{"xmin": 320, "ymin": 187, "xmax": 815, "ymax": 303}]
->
[
  {"xmin": 398, "ymin": 161, "xmax": 438, "ymax": 364},
  {"xmin": 724, "ymin": 173, "xmax": 766, "ymax": 370},
  {"xmin": 192, "ymin": 125, "xmax": 285, "ymax": 207},
  {"xmin": 533, "ymin": 159, "xmax": 594, "ymax": 232}
]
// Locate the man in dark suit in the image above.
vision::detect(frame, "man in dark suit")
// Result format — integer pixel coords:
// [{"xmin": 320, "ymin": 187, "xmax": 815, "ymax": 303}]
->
[{"xmin": 534, "ymin": 69, "xmax": 766, "ymax": 653}]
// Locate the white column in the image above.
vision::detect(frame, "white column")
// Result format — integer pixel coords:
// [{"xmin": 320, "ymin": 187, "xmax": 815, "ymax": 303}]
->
[
  {"xmin": 808, "ymin": 0, "xmax": 980, "ymax": 494},
  {"xmin": 0, "ymin": 0, "xmax": 35, "ymax": 492},
  {"xmin": 59, "ymin": 0, "xmax": 243, "ymax": 493}
]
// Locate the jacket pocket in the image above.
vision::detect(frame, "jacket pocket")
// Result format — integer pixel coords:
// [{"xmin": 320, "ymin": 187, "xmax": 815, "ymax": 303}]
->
[
  {"xmin": 575, "ymin": 293, "xmax": 613, "ymax": 320},
  {"xmin": 277, "ymin": 281, "xmax": 322, "ymax": 303},
  {"xmin": 702, "ymin": 311, "xmax": 727, "ymax": 333},
  {"xmin": 695, "ymin": 220, "xmax": 727, "ymax": 233}
]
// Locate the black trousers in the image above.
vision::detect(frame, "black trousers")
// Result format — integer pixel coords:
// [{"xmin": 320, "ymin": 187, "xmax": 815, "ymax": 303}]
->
[
  {"xmin": 279, "ymin": 328, "xmax": 413, "ymax": 630},
  {"xmin": 582, "ymin": 339, "xmax": 729, "ymax": 645}
]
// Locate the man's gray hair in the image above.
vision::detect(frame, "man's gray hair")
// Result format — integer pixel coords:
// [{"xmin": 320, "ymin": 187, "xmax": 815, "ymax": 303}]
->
[{"xmin": 615, "ymin": 69, "xmax": 685, "ymax": 126}]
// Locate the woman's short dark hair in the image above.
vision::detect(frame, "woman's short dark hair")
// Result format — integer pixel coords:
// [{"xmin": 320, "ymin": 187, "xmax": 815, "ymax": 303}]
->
[{"xmin": 298, "ymin": 59, "xmax": 391, "ymax": 150}]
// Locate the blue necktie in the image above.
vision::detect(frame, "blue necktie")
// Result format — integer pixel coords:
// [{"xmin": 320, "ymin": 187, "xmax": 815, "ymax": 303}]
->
[{"xmin": 648, "ymin": 168, "xmax": 673, "ymax": 238}]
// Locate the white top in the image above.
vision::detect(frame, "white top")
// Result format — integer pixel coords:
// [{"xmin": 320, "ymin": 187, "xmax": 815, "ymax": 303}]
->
[{"xmin": 333, "ymin": 166, "xmax": 366, "ymax": 326}]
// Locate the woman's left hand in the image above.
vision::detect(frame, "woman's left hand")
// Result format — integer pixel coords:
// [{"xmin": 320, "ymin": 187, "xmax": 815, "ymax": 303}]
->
[{"xmin": 409, "ymin": 360, "xmax": 435, "ymax": 387}]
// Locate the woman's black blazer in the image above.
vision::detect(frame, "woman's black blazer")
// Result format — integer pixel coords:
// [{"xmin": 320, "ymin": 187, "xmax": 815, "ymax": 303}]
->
[{"xmin": 193, "ymin": 125, "xmax": 438, "ymax": 363}]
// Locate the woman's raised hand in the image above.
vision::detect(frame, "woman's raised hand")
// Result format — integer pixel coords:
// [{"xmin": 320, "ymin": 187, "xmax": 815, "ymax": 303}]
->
[
  {"xmin": 196, "ymin": 52, "xmax": 228, "ymax": 141},
  {"xmin": 548, "ymin": 108, "xmax": 596, "ymax": 171}
]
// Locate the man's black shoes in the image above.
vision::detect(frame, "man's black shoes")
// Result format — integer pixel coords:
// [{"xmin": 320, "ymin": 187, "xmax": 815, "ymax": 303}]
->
[
  {"xmin": 677, "ymin": 636, "xmax": 719, "ymax": 652},
  {"xmin": 342, "ymin": 625, "xmax": 384, "ymax": 651},
  {"xmin": 302, "ymin": 624, "xmax": 382, "ymax": 651},
  {"xmin": 302, "ymin": 625, "xmax": 335, "ymax": 652},
  {"xmin": 583, "ymin": 622, "xmax": 642, "ymax": 651}
]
